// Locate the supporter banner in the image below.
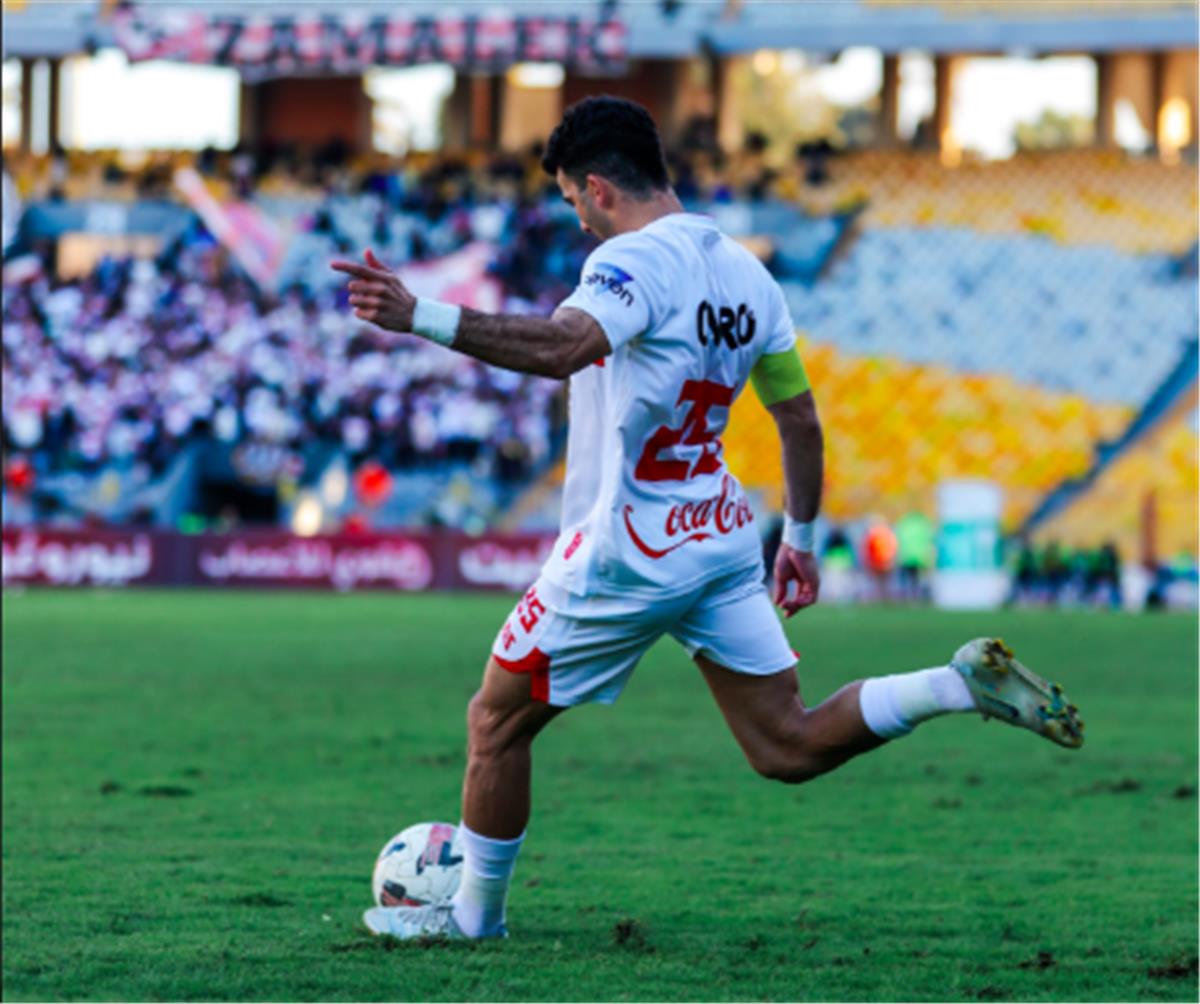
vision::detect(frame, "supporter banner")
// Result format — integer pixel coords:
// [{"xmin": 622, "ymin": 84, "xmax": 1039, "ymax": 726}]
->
[
  {"xmin": 2, "ymin": 529, "xmax": 557, "ymax": 591},
  {"xmin": 113, "ymin": 10, "xmax": 627, "ymax": 77},
  {"xmin": 1, "ymin": 529, "xmax": 169, "ymax": 587},
  {"xmin": 193, "ymin": 533, "xmax": 438, "ymax": 592},
  {"xmin": 398, "ymin": 243, "xmax": 503, "ymax": 314},
  {"xmin": 446, "ymin": 534, "xmax": 556, "ymax": 592},
  {"xmin": 174, "ymin": 169, "xmax": 285, "ymax": 288}
]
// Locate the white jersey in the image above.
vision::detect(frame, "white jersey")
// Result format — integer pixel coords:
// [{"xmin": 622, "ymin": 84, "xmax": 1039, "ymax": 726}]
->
[{"xmin": 539, "ymin": 212, "xmax": 797, "ymax": 599}]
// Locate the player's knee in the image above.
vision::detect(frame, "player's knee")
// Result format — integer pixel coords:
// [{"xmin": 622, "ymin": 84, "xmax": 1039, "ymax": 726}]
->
[
  {"xmin": 465, "ymin": 691, "xmax": 528, "ymax": 761},
  {"xmin": 465, "ymin": 692, "xmax": 505, "ymax": 759},
  {"xmin": 749, "ymin": 749, "xmax": 823, "ymax": 784},
  {"xmin": 745, "ymin": 726, "xmax": 826, "ymax": 784}
]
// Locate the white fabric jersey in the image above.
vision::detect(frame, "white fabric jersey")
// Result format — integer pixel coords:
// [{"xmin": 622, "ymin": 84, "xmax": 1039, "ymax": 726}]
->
[{"xmin": 539, "ymin": 212, "xmax": 796, "ymax": 598}]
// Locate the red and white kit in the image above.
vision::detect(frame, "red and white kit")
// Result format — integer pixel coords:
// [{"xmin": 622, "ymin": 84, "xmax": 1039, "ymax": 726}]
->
[{"xmin": 492, "ymin": 213, "xmax": 798, "ymax": 705}]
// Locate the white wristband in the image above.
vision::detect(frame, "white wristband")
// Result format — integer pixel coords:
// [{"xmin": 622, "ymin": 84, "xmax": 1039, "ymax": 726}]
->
[
  {"xmin": 411, "ymin": 298, "xmax": 461, "ymax": 347},
  {"xmin": 783, "ymin": 516, "xmax": 815, "ymax": 553}
]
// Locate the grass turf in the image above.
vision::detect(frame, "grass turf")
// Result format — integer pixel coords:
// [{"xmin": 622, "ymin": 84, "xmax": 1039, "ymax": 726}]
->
[{"xmin": 2, "ymin": 589, "xmax": 1197, "ymax": 1002}]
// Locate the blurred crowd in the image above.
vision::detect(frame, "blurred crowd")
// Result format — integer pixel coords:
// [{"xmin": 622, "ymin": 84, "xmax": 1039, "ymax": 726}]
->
[
  {"xmin": 2, "ymin": 222, "xmax": 562, "ymax": 482},
  {"xmin": 2, "ymin": 135, "xmax": 804, "ymax": 485}
]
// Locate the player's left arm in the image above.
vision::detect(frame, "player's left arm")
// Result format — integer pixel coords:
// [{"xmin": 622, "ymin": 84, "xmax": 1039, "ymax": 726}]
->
[
  {"xmin": 752, "ymin": 345, "xmax": 824, "ymax": 617},
  {"xmin": 331, "ymin": 250, "xmax": 610, "ymax": 379}
]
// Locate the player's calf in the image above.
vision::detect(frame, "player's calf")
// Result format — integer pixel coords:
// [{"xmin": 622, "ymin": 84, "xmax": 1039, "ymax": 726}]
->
[{"xmin": 743, "ymin": 683, "xmax": 886, "ymax": 784}]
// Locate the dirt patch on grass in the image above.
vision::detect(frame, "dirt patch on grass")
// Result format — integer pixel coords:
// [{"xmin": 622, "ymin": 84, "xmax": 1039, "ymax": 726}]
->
[
  {"xmin": 231, "ymin": 892, "xmax": 290, "ymax": 908},
  {"xmin": 1147, "ymin": 955, "xmax": 1198, "ymax": 979},
  {"xmin": 1018, "ymin": 950, "xmax": 1056, "ymax": 970},
  {"xmin": 612, "ymin": 917, "xmax": 653, "ymax": 952},
  {"xmin": 138, "ymin": 785, "xmax": 194, "ymax": 798},
  {"xmin": 1075, "ymin": 778, "xmax": 1142, "ymax": 796}
]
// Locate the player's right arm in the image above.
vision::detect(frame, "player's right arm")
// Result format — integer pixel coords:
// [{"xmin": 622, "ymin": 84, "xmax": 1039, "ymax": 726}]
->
[
  {"xmin": 331, "ymin": 238, "xmax": 657, "ymax": 380},
  {"xmin": 752, "ymin": 344, "xmax": 824, "ymax": 618},
  {"xmin": 331, "ymin": 251, "xmax": 611, "ymax": 378}
]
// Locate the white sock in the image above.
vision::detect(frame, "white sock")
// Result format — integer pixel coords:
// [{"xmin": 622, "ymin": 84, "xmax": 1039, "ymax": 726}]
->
[
  {"xmin": 450, "ymin": 823, "xmax": 524, "ymax": 937},
  {"xmin": 858, "ymin": 666, "xmax": 975, "ymax": 740}
]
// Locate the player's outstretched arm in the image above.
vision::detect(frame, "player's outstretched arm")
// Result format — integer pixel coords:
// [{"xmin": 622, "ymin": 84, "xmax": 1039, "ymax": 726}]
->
[
  {"xmin": 752, "ymin": 347, "xmax": 824, "ymax": 617},
  {"xmin": 331, "ymin": 250, "xmax": 610, "ymax": 379}
]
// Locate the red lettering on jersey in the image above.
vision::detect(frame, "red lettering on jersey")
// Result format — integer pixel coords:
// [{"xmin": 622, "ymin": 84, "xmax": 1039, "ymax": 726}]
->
[
  {"xmin": 623, "ymin": 474, "xmax": 754, "ymax": 560},
  {"xmin": 517, "ymin": 586, "xmax": 546, "ymax": 632},
  {"xmin": 500, "ymin": 621, "xmax": 517, "ymax": 650},
  {"xmin": 563, "ymin": 531, "xmax": 584, "ymax": 560},
  {"xmin": 634, "ymin": 380, "xmax": 734, "ymax": 482}
]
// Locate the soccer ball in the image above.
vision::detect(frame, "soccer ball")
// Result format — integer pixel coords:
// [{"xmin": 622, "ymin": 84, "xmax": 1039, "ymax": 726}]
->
[{"xmin": 372, "ymin": 822, "xmax": 463, "ymax": 907}]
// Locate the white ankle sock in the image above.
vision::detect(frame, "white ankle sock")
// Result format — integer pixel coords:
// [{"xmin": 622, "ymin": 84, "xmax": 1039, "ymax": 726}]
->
[
  {"xmin": 859, "ymin": 666, "xmax": 975, "ymax": 740},
  {"xmin": 450, "ymin": 823, "xmax": 524, "ymax": 937}
]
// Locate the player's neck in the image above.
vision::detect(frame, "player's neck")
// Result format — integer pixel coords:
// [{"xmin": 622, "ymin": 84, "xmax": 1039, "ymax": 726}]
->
[{"xmin": 613, "ymin": 189, "xmax": 685, "ymax": 236}]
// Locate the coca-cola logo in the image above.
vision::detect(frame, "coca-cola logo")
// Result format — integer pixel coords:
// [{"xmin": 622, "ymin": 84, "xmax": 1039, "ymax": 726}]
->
[
  {"xmin": 197, "ymin": 537, "xmax": 433, "ymax": 591},
  {"xmin": 1, "ymin": 531, "xmax": 154, "ymax": 586},
  {"xmin": 458, "ymin": 540, "xmax": 553, "ymax": 590},
  {"xmin": 623, "ymin": 474, "xmax": 754, "ymax": 560}
]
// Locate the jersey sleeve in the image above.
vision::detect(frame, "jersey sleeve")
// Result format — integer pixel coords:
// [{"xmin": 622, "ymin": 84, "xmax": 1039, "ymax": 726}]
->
[
  {"xmin": 750, "ymin": 281, "xmax": 809, "ymax": 406},
  {"xmin": 763, "ymin": 280, "xmax": 797, "ymax": 355},
  {"xmin": 558, "ymin": 236, "xmax": 661, "ymax": 351}
]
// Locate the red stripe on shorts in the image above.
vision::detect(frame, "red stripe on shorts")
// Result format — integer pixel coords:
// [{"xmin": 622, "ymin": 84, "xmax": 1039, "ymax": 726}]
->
[{"xmin": 493, "ymin": 647, "xmax": 551, "ymax": 702}]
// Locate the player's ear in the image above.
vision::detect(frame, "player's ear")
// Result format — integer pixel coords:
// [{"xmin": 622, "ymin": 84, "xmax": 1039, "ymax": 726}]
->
[{"xmin": 586, "ymin": 173, "xmax": 614, "ymax": 210}]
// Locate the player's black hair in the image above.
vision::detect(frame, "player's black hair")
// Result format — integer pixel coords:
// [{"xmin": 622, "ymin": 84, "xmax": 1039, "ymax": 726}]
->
[{"xmin": 541, "ymin": 96, "xmax": 671, "ymax": 197}]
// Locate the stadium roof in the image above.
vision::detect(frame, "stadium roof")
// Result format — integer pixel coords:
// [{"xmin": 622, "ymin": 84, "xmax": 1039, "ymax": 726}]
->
[{"xmin": 2, "ymin": 0, "xmax": 1195, "ymax": 61}]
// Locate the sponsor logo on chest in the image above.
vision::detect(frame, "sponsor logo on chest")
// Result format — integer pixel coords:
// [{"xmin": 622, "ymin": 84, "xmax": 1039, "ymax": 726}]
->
[{"xmin": 622, "ymin": 474, "xmax": 753, "ymax": 559}]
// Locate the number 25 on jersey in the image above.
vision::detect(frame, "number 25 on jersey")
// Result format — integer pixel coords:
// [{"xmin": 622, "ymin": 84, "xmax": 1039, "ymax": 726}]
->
[{"xmin": 634, "ymin": 380, "xmax": 734, "ymax": 483}]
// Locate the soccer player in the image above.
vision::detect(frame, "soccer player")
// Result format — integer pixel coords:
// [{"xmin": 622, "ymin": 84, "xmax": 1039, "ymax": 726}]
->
[{"xmin": 332, "ymin": 97, "xmax": 1084, "ymax": 941}]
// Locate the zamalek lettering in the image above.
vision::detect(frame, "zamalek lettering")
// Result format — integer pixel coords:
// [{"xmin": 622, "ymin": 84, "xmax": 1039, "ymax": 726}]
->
[
  {"xmin": 623, "ymin": 474, "xmax": 753, "ymax": 560},
  {"xmin": 562, "ymin": 531, "xmax": 584, "ymax": 560}
]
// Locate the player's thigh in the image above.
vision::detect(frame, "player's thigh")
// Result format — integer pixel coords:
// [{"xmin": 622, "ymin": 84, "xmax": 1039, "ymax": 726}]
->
[
  {"xmin": 670, "ymin": 569, "xmax": 804, "ymax": 758},
  {"xmin": 669, "ymin": 567, "xmax": 797, "ymax": 679},
  {"xmin": 694, "ymin": 654, "xmax": 806, "ymax": 766},
  {"xmin": 470, "ymin": 655, "xmax": 566, "ymax": 749},
  {"xmin": 491, "ymin": 579, "xmax": 681, "ymax": 709}
]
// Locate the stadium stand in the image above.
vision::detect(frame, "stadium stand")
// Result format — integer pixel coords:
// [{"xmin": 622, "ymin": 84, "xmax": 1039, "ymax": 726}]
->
[
  {"xmin": 1032, "ymin": 401, "xmax": 1198, "ymax": 560},
  {"xmin": 723, "ymin": 336, "xmax": 1133, "ymax": 528},
  {"xmin": 4, "ymin": 144, "xmax": 1196, "ymax": 550},
  {"xmin": 780, "ymin": 150, "xmax": 1197, "ymax": 254}
]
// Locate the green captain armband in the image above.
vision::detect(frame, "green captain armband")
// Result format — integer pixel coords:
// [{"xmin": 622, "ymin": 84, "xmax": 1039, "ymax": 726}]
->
[{"xmin": 750, "ymin": 348, "xmax": 811, "ymax": 407}]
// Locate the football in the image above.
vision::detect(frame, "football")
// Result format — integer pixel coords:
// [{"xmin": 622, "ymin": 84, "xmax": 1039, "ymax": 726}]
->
[{"xmin": 372, "ymin": 822, "xmax": 464, "ymax": 907}]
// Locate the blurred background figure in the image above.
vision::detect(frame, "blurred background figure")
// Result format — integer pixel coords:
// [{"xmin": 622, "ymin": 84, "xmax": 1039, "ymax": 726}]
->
[
  {"xmin": 895, "ymin": 510, "xmax": 935, "ymax": 603},
  {"xmin": 862, "ymin": 519, "xmax": 898, "ymax": 603},
  {"xmin": 1087, "ymin": 541, "xmax": 1123, "ymax": 609},
  {"xmin": 820, "ymin": 525, "xmax": 857, "ymax": 605}
]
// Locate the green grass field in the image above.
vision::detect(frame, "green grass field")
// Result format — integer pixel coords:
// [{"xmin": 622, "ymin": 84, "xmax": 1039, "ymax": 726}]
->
[{"xmin": 2, "ymin": 590, "xmax": 1197, "ymax": 1002}]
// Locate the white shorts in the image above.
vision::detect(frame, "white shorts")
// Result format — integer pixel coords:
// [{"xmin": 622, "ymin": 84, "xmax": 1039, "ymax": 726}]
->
[{"xmin": 490, "ymin": 564, "xmax": 797, "ymax": 707}]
